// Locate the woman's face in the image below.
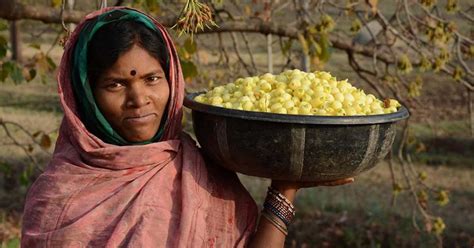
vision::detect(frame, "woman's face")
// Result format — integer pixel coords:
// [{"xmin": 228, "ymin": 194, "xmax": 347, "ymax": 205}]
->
[{"xmin": 93, "ymin": 44, "xmax": 170, "ymax": 143}]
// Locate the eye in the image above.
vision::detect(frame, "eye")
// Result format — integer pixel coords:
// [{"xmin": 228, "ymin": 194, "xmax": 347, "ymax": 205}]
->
[
  {"xmin": 145, "ymin": 75, "xmax": 161, "ymax": 84},
  {"xmin": 105, "ymin": 81, "xmax": 125, "ymax": 90}
]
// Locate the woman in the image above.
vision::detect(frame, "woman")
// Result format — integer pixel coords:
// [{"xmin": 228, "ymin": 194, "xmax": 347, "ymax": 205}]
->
[{"xmin": 21, "ymin": 7, "xmax": 351, "ymax": 247}]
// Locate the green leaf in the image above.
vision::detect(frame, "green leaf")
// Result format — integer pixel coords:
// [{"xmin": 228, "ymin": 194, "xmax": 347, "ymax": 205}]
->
[
  {"xmin": 23, "ymin": 68, "xmax": 36, "ymax": 82},
  {"xmin": 20, "ymin": 169, "xmax": 30, "ymax": 186},
  {"xmin": 0, "ymin": 68, "xmax": 8, "ymax": 82},
  {"xmin": 297, "ymin": 33, "xmax": 309, "ymax": 56},
  {"xmin": 180, "ymin": 59, "xmax": 198, "ymax": 80},
  {"xmin": 46, "ymin": 56, "xmax": 57, "ymax": 71},
  {"xmin": 281, "ymin": 39, "xmax": 293, "ymax": 56},
  {"xmin": 40, "ymin": 74, "xmax": 48, "ymax": 84},
  {"xmin": 6, "ymin": 238, "xmax": 20, "ymax": 248},
  {"xmin": 184, "ymin": 37, "xmax": 197, "ymax": 54},
  {"xmin": 0, "ymin": 21, "xmax": 7, "ymax": 31},
  {"xmin": 212, "ymin": 0, "xmax": 224, "ymax": 7},
  {"xmin": 10, "ymin": 63, "xmax": 24, "ymax": 84},
  {"xmin": 51, "ymin": 0, "xmax": 62, "ymax": 8},
  {"xmin": 0, "ymin": 45, "xmax": 6, "ymax": 59},
  {"xmin": 310, "ymin": 38, "xmax": 322, "ymax": 55},
  {"xmin": 1, "ymin": 62, "xmax": 26, "ymax": 83},
  {"xmin": 29, "ymin": 43, "xmax": 41, "ymax": 50},
  {"xmin": 0, "ymin": 162, "xmax": 12, "ymax": 176},
  {"xmin": 0, "ymin": 35, "xmax": 7, "ymax": 46},
  {"xmin": 146, "ymin": 0, "xmax": 159, "ymax": 12},
  {"xmin": 317, "ymin": 34, "xmax": 332, "ymax": 62},
  {"xmin": 0, "ymin": 36, "xmax": 7, "ymax": 58},
  {"xmin": 1, "ymin": 62, "xmax": 13, "ymax": 82},
  {"xmin": 28, "ymin": 69, "xmax": 37, "ymax": 81},
  {"xmin": 177, "ymin": 46, "xmax": 190, "ymax": 60}
]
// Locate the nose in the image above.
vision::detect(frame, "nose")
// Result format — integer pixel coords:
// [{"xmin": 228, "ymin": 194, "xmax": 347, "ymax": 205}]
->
[{"xmin": 125, "ymin": 83, "xmax": 151, "ymax": 108}]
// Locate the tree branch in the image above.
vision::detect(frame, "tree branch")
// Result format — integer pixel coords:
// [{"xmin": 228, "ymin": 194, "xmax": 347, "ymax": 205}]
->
[
  {"xmin": 0, "ymin": 0, "xmax": 391, "ymax": 64},
  {"xmin": 230, "ymin": 32, "xmax": 254, "ymax": 75},
  {"xmin": 1, "ymin": 0, "xmax": 471, "ymax": 90}
]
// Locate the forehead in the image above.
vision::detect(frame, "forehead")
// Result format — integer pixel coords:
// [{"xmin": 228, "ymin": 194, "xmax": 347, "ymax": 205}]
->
[{"xmin": 105, "ymin": 44, "xmax": 164, "ymax": 75}]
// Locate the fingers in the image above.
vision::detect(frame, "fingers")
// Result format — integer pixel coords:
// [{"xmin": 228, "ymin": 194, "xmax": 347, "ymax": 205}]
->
[
  {"xmin": 317, "ymin": 177, "xmax": 354, "ymax": 186},
  {"xmin": 299, "ymin": 177, "xmax": 355, "ymax": 188},
  {"xmin": 270, "ymin": 178, "xmax": 355, "ymax": 190}
]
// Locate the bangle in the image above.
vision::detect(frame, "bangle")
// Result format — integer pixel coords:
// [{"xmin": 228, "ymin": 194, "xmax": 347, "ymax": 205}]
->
[
  {"xmin": 268, "ymin": 187, "xmax": 295, "ymax": 211},
  {"xmin": 263, "ymin": 187, "xmax": 296, "ymax": 226},
  {"xmin": 265, "ymin": 194, "xmax": 295, "ymax": 222},
  {"xmin": 261, "ymin": 210, "xmax": 288, "ymax": 235},
  {"xmin": 263, "ymin": 201, "xmax": 291, "ymax": 226}
]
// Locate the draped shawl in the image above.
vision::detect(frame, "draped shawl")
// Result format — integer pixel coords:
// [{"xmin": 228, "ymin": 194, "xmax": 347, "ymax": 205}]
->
[{"xmin": 21, "ymin": 7, "xmax": 257, "ymax": 247}]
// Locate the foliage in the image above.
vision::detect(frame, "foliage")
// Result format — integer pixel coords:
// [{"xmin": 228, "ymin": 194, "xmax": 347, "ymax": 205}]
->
[
  {"xmin": 0, "ymin": 21, "xmax": 56, "ymax": 85},
  {"xmin": 172, "ymin": 0, "xmax": 217, "ymax": 40}
]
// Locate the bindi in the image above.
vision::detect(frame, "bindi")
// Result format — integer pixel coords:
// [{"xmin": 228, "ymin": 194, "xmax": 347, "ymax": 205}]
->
[{"xmin": 130, "ymin": 70, "xmax": 137, "ymax": 76}]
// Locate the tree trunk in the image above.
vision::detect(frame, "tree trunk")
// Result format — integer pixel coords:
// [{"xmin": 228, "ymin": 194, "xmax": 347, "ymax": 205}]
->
[
  {"xmin": 267, "ymin": 34, "xmax": 273, "ymax": 73},
  {"xmin": 469, "ymin": 89, "xmax": 474, "ymax": 137},
  {"xmin": 67, "ymin": 0, "xmax": 76, "ymax": 32},
  {"xmin": 9, "ymin": 20, "xmax": 22, "ymax": 63},
  {"xmin": 301, "ymin": 53, "xmax": 310, "ymax": 72},
  {"xmin": 99, "ymin": 0, "xmax": 107, "ymax": 9}
]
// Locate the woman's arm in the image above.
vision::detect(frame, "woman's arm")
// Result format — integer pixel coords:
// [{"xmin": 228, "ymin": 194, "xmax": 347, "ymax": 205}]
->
[
  {"xmin": 248, "ymin": 178, "xmax": 354, "ymax": 248},
  {"xmin": 248, "ymin": 184, "xmax": 297, "ymax": 248}
]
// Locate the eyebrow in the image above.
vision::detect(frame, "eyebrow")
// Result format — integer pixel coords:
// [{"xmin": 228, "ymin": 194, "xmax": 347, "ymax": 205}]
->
[
  {"xmin": 101, "ymin": 70, "xmax": 164, "ymax": 82},
  {"xmin": 139, "ymin": 70, "xmax": 163, "ymax": 79}
]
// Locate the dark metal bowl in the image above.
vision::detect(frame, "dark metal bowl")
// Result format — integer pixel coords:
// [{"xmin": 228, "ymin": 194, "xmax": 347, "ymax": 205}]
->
[{"xmin": 184, "ymin": 92, "xmax": 410, "ymax": 182}]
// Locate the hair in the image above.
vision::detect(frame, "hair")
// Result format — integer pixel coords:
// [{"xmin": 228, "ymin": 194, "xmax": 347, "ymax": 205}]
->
[{"xmin": 87, "ymin": 19, "xmax": 169, "ymax": 85}]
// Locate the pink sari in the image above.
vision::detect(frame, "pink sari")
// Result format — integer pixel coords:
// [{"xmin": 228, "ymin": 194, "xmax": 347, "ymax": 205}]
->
[{"xmin": 21, "ymin": 7, "xmax": 257, "ymax": 247}]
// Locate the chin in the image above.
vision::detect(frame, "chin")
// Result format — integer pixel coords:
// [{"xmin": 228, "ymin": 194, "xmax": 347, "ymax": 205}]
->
[
  {"xmin": 123, "ymin": 132, "xmax": 156, "ymax": 143},
  {"xmin": 119, "ymin": 125, "xmax": 160, "ymax": 143}
]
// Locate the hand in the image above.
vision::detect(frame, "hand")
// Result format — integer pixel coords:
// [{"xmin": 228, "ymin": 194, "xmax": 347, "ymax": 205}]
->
[{"xmin": 249, "ymin": 177, "xmax": 354, "ymax": 248}]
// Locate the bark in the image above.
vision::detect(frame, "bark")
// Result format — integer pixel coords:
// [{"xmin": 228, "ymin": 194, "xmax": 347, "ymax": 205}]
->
[
  {"xmin": 67, "ymin": 0, "xmax": 76, "ymax": 32},
  {"xmin": 469, "ymin": 89, "xmax": 474, "ymax": 137},
  {"xmin": 9, "ymin": 20, "xmax": 22, "ymax": 62},
  {"xmin": 267, "ymin": 34, "xmax": 273, "ymax": 74},
  {"xmin": 0, "ymin": 0, "xmax": 85, "ymax": 24},
  {"xmin": 0, "ymin": 0, "xmax": 472, "ymax": 90},
  {"xmin": 0, "ymin": 0, "xmax": 404, "ymax": 65}
]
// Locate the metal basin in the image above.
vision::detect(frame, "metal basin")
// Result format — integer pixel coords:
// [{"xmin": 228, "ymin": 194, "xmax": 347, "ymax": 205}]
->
[{"xmin": 184, "ymin": 92, "xmax": 410, "ymax": 182}]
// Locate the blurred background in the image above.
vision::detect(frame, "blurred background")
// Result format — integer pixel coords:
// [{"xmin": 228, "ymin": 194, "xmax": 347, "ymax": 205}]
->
[{"xmin": 0, "ymin": 0, "xmax": 473, "ymax": 247}]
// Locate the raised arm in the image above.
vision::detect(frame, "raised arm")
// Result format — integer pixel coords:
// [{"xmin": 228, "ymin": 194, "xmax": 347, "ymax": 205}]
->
[{"xmin": 248, "ymin": 178, "xmax": 354, "ymax": 248}]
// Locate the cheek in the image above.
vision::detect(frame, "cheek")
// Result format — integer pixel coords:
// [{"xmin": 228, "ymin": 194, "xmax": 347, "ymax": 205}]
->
[
  {"xmin": 94, "ymin": 91, "xmax": 124, "ymax": 119},
  {"xmin": 155, "ymin": 82, "xmax": 170, "ymax": 113}
]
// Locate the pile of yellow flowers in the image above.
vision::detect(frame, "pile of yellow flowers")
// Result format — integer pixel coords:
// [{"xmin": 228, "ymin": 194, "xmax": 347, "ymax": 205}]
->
[{"xmin": 194, "ymin": 69, "xmax": 401, "ymax": 116}]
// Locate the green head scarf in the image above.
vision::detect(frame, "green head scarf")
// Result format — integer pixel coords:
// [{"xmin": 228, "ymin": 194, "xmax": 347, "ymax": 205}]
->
[{"xmin": 72, "ymin": 9, "xmax": 169, "ymax": 146}]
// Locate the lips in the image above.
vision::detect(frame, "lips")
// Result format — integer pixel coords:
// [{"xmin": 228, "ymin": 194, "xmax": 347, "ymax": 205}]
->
[{"xmin": 124, "ymin": 113, "xmax": 157, "ymax": 125}]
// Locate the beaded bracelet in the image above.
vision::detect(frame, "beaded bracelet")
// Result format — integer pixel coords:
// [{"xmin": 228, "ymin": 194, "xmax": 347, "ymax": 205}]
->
[
  {"xmin": 268, "ymin": 187, "xmax": 295, "ymax": 211},
  {"xmin": 264, "ymin": 194, "xmax": 295, "ymax": 223},
  {"xmin": 262, "ymin": 187, "xmax": 296, "ymax": 229},
  {"xmin": 263, "ymin": 201, "xmax": 292, "ymax": 226}
]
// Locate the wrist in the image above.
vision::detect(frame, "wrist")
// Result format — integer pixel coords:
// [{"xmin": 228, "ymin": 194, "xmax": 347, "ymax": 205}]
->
[
  {"xmin": 270, "ymin": 181, "xmax": 298, "ymax": 202},
  {"xmin": 260, "ymin": 186, "xmax": 297, "ymax": 236}
]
